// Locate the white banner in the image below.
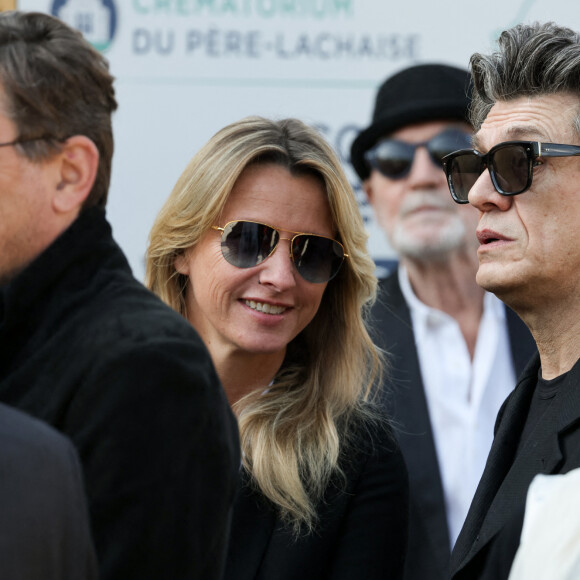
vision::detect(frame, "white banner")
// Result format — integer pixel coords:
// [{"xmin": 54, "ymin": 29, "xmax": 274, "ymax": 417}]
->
[{"xmin": 17, "ymin": 0, "xmax": 580, "ymax": 279}]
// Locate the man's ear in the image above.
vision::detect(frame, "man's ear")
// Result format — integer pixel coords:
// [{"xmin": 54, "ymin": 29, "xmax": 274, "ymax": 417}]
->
[{"xmin": 52, "ymin": 135, "xmax": 99, "ymax": 214}]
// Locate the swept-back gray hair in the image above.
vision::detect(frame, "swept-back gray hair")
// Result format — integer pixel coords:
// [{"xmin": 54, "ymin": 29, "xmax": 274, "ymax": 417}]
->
[{"xmin": 470, "ymin": 22, "xmax": 580, "ymax": 136}]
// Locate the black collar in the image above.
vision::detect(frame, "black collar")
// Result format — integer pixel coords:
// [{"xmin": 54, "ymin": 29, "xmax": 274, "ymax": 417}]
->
[{"xmin": 0, "ymin": 207, "xmax": 131, "ymax": 370}]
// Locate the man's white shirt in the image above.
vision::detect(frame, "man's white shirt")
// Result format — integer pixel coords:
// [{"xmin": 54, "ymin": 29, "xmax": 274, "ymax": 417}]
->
[{"xmin": 398, "ymin": 264, "xmax": 516, "ymax": 548}]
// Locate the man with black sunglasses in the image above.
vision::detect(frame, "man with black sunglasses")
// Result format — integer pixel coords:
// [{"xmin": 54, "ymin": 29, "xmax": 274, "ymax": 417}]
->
[
  {"xmin": 350, "ymin": 63, "xmax": 536, "ymax": 580},
  {"xmin": 447, "ymin": 22, "xmax": 580, "ymax": 580}
]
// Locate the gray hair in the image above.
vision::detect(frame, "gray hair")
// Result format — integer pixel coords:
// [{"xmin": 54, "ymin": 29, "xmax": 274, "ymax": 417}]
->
[{"xmin": 470, "ymin": 22, "xmax": 580, "ymax": 136}]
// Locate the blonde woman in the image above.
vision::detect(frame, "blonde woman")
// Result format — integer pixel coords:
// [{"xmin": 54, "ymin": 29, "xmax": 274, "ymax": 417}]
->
[{"xmin": 147, "ymin": 117, "xmax": 408, "ymax": 578}]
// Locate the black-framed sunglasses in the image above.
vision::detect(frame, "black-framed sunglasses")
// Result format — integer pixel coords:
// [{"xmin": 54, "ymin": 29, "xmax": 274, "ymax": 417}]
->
[
  {"xmin": 211, "ymin": 220, "xmax": 348, "ymax": 284},
  {"xmin": 442, "ymin": 140, "xmax": 580, "ymax": 204},
  {"xmin": 363, "ymin": 128, "xmax": 472, "ymax": 179}
]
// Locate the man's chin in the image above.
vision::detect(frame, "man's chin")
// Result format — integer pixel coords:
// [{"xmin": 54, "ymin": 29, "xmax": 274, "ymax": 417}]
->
[
  {"xmin": 475, "ymin": 264, "xmax": 522, "ymax": 306},
  {"xmin": 476, "ymin": 264, "xmax": 503, "ymax": 291}
]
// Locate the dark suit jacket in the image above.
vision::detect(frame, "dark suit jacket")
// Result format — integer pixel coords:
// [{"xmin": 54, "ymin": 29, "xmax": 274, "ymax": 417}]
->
[
  {"xmin": 0, "ymin": 403, "xmax": 97, "ymax": 580},
  {"xmin": 371, "ymin": 272, "xmax": 536, "ymax": 580},
  {"xmin": 451, "ymin": 354, "xmax": 580, "ymax": 579},
  {"xmin": 225, "ymin": 417, "xmax": 409, "ymax": 579}
]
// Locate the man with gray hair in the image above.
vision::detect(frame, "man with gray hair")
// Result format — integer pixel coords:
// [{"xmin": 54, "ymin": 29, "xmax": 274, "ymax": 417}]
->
[
  {"xmin": 444, "ymin": 21, "xmax": 580, "ymax": 580},
  {"xmin": 350, "ymin": 64, "xmax": 535, "ymax": 580}
]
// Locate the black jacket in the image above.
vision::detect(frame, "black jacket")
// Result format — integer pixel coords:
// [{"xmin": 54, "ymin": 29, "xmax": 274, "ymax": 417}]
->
[
  {"xmin": 0, "ymin": 208, "xmax": 240, "ymax": 580},
  {"xmin": 371, "ymin": 272, "xmax": 537, "ymax": 580},
  {"xmin": 225, "ymin": 416, "xmax": 409, "ymax": 579},
  {"xmin": 0, "ymin": 402, "xmax": 97, "ymax": 580},
  {"xmin": 451, "ymin": 354, "xmax": 580, "ymax": 579}
]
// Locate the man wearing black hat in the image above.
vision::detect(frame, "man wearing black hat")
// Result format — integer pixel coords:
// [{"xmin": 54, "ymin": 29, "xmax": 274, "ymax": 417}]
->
[{"xmin": 350, "ymin": 64, "xmax": 536, "ymax": 580}]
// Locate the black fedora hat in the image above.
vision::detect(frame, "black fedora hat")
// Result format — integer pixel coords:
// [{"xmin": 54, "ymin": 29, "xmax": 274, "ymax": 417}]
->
[{"xmin": 350, "ymin": 63, "xmax": 472, "ymax": 180}]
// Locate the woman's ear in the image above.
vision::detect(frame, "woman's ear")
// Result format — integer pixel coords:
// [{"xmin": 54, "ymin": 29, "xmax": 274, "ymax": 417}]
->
[
  {"xmin": 52, "ymin": 135, "xmax": 99, "ymax": 214},
  {"xmin": 174, "ymin": 252, "xmax": 190, "ymax": 275}
]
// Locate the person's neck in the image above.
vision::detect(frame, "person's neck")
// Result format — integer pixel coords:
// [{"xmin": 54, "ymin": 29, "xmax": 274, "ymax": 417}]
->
[
  {"xmin": 208, "ymin": 347, "xmax": 286, "ymax": 409},
  {"xmin": 402, "ymin": 252, "xmax": 485, "ymax": 359},
  {"xmin": 512, "ymin": 299, "xmax": 580, "ymax": 380}
]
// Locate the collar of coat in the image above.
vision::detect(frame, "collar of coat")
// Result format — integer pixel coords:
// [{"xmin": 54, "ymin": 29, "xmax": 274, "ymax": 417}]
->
[{"xmin": 0, "ymin": 207, "xmax": 131, "ymax": 370}]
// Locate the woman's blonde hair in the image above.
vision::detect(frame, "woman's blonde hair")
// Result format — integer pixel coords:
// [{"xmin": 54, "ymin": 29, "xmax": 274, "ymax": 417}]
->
[{"xmin": 146, "ymin": 116, "xmax": 382, "ymax": 534}]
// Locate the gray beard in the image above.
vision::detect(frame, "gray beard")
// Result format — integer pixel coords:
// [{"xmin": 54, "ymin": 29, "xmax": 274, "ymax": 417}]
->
[{"xmin": 391, "ymin": 216, "xmax": 468, "ymax": 263}]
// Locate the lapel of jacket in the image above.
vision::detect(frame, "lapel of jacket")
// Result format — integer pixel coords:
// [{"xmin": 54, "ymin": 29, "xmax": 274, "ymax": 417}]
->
[
  {"xmin": 452, "ymin": 353, "xmax": 580, "ymax": 574},
  {"xmin": 372, "ymin": 273, "xmax": 451, "ymax": 569},
  {"xmin": 225, "ymin": 469, "xmax": 277, "ymax": 580}
]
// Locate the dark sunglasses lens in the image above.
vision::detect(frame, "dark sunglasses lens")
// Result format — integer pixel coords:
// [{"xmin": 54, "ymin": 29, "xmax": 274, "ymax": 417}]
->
[
  {"xmin": 429, "ymin": 130, "xmax": 473, "ymax": 165},
  {"xmin": 292, "ymin": 235, "xmax": 344, "ymax": 283},
  {"xmin": 221, "ymin": 221, "xmax": 278, "ymax": 268},
  {"xmin": 449, "ymin": 153, "xmax": 484, "ymax": 202},
  {"xmin": 370, "ymin": 141, "xmax": 414, "ymax": 178},
  {"xmin": 492, "ymin": 145, "xmax": 530, "ymax": 194}
]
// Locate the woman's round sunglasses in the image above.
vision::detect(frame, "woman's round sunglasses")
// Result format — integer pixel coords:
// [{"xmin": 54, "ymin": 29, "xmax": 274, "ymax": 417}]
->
[
  {"xmin": 211, "ymin": 220, "xmax": 348, "ymax": 284},
  {"xmin": 442, "ymin": 140, "xmax": 580, "ymax": 204},
  {"xmin": 363, "ymin": 128, "xmax": 472, "ymax": 179}
]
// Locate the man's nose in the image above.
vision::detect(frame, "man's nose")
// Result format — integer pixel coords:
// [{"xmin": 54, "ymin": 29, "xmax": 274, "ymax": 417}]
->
[
  {"xmin": 407, "ymin": 146, "xmax": 447, "ymax": 190},
  {"xmin": 468, "ymin": 168, "xmax": 513, "ymax": 211}
]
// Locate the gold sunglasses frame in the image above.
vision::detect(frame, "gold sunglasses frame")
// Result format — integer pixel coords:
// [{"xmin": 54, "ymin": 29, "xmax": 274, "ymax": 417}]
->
[{"xmin": 211, "ymin": 220, "xmax": 348, "ymax": 282}]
